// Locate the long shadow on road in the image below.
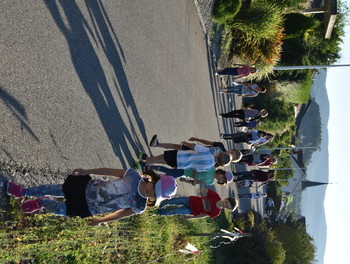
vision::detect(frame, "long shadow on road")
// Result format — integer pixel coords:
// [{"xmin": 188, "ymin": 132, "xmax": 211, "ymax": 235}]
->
[
  {"xmin": 43, "ymin": 0, "xmax": 149, "ymax": 167},
  {"xmin": 0, "ymin": 86, "xmax": 39, "ymax": 142}
]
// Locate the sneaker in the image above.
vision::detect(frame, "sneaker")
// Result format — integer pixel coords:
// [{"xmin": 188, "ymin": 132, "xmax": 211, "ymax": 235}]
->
[
  {"xmin": 149, "ymin": 135, "xmax": 159, "ymax": 147},
  {"xmin": 137, "ymin": 151, "xmax": 148, "ymax": 161},
  {"xmin": 215, "ymin": 72, "xmax": 219, "ymax": 76},
  {"xmin": 7, "ymin": 182, "xmax": 25, "ymax": 198},
  {"xmin": 219, "ymin": 88, "xmax": 224, "ymax": 94},
  {"xmin": 218, "ymin": 113, "xmax": 223, "ymax": 117},
  {"xmin": 21, "ymin": 198, "xmax": 43, "ymax": 213},
  {"xmin": 134, "ymin": 160, "xmax": 146, "ymax": 171}
]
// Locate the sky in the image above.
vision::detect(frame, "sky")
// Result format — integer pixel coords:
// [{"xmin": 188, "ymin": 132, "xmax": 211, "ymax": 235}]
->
[{"xmin": 323, "ymin": 2, "xmax": 350, "ymax": 262}]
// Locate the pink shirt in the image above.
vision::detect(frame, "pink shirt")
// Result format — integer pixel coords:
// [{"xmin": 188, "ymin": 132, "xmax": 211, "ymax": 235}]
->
[{"xmin": 237, "ymin": 65, "xmax": 251, "ymax": 76}]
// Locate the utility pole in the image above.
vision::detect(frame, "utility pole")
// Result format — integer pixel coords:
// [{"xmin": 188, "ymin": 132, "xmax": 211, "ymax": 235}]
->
[{"xmin": 273, "ymin": 64, "xmax": 350, "ymax": 70}]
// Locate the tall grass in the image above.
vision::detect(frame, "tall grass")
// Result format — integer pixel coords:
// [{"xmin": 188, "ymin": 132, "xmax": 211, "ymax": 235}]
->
[
  {"xmin": 0, "ymin": 202, "xmax": 220, "ymax": 263},
  {"xmin": 212, "ymin": 0, "xmax": 242, "ymax": 25},
  {"xmin": 232, "ymin": 2, "xmax": 284, "ymax": 41},
  {"xmin": 224, "ymin": 1, "xmax": 285, "ymax": 80},
  {"xmin": 273, "ymin": 70, "xmax": 313, "ymax": 104}
]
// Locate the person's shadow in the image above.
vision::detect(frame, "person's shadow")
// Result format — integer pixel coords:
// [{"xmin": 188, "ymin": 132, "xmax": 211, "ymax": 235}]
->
[
  {"xmin": 43, "ymin": 0, "xmax": 149, "ymax": 167},
  {"xmin": 0, "ymin": 86, "xmax": 39, "ymax": 143}
]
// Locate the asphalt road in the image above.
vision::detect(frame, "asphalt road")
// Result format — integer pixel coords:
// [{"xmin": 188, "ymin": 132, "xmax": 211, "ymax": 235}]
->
[
  {"xmin": 1, "ymin": 0, "xmax": 218, "ymax": 169},
  {"xmin": 0, "ymin": 0, "xmax": 265, "ymax": 215}
]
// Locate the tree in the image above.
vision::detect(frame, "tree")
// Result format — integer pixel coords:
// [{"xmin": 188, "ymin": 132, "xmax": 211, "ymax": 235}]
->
[
  {"xmin": 273, "ymin": 224, "xmax": 315, "ymax": 264},
  {"xmin": 283, "ymin": 13, "xmax": 320, "ymax": 39}
]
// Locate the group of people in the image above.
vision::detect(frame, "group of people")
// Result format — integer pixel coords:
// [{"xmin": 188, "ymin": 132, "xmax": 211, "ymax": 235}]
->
[
  {"xmin": 216, "ymin": 65, "xmax": 277, "ymax": 199},
  {"xmin": 6, "ymin": 64, "xmax": 275, "ymax": 225},
  {"xmin": 216, "ymin": 65, "xmax": 266, "ymax": 98},
  {"xmin": 7, "ymin": 135, "xmax": 241, "ymax": 225}
]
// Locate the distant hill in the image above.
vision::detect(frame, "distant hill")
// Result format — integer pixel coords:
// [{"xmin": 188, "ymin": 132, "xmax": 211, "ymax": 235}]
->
[
  {"xmin": 298, "ymin": 70, "xmax": 329, "ymax": 263},
  {"xmin": 296, "ymin": 70, "xmax": 329, "ymax": 172}
]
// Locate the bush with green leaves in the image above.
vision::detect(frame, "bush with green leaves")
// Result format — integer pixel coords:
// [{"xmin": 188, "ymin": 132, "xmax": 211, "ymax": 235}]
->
[
  {"xmin": 244, "ymin": 94, "xmax": 295, "ymax": 134},
  {"xmin": 212, "ymin": 0, "xmax": 242, "ymax": 25},
  {"xmin": 233, "ymin": 1, "xmax": 284, "ymax": 41},
  {"xmin": 265, "ymin": 232, "xmax": 286, "ymax": 264},
  {"xmin": 271, "ymin": 0, "xmax": 308, "ymax": 8},
  {"xmin": 283, "ymin": 13, "xmax": 320, "ymax": 39},
  {"xmin": 222, "ymin": 1, "xmax": 285, "ymax": 79}
]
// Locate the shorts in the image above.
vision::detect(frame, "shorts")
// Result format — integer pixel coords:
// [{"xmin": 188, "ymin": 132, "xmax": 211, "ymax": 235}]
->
[
  {"xmin": 164, "ymin": 150, "xmax": 178, "ymax": 168},
  {"xmin": 63, "ymin": 175, "xmax": 92, "ymax": 218}
]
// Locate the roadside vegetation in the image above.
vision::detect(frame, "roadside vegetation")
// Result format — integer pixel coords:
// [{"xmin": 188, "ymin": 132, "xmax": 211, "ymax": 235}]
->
[
  {"xmin": 0, "ymin": 198, "xmax": 219, "ymax": 263},
  {"xmin": 213, "ymin": 0, "xmax": 349, "ymax": 181},
  {"xmin": 212, "ymin": 2, "xmax": 348, "ymax": 262},
  {"xmin": 214, "ymin": 210, "xmax": 315, "ymax": 264}
]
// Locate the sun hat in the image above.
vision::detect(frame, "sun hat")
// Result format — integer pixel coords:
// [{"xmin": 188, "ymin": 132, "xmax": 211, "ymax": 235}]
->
[
  {"xmin": 225, "ymin": 171, "xmax": 234, "ymax": 184},
  {"xmin": 155, "ymin": 175, "xmax": 177, "ymax": 206}
]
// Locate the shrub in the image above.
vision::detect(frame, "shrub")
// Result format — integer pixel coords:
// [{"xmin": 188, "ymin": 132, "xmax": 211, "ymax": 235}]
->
[
  {"xmin": 212, "ymin": 0, "xmax": 242, "ymax": 25},
  {"xmin": 283, "ymin": 13, "xmax": 320, "ymax": 39},
  {"xmin": 232, "ymin": 2, "xmax": 284, "ymax": 41},
  {"xmin": 271, "ymin": 0, "xmax": 308, "ymax": 8},
  {"xmin": 244, "ymin": 95, "xmax": 295, "ymax": 133},
  {"xmin": 265, "ymin": 232, "xmax": 286, "ymax": 264},
  {"xmin": 225, "ymin": 1, "xmax": 285, "ymax": 80}
]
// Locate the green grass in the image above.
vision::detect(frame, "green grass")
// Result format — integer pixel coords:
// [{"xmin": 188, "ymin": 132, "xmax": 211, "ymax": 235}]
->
[
  {"xmin": 276, "ymin": 73, "xmax": 312, "ymax": 104},
  {"xmin": 0, "ymin": 201, "xmax": 234, "ymax": 263}
]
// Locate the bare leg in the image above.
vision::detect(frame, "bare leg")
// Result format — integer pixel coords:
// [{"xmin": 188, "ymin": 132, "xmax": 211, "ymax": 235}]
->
[
  {"xmin": 145, "ymin": 154, "xmax": 167, "ymax": 165},
  {"xmin": 157, "ymin": 143, "xmax": 182, "ymax": 150}
]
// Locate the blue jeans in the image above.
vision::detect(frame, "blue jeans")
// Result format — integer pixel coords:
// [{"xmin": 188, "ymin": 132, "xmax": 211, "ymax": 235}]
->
[
  {"xmin": 147, "ymin": 165, "xmax": 184, "ymax": 178},
  {"xmin": 158, "ymin": 197, "xmax": 192, "ymax": 216},
  {"xmin": 223, "ymin": 85, "xmax": 243, "ymax": 94},
  {"xmin": 23, "ymin": 184, "xmax": 66, "ymax": 215},
  {"xmin": 24, "ymin": 184, "xmax": 64, "ymax": 197}
]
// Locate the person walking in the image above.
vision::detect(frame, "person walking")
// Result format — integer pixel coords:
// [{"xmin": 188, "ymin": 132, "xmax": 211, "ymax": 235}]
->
[
  {"xmin": 7, "ymin": 168, "xmax": 177, "ymax": 225},
  {"xmin": 238, "ymin": 191, "xmax": 267, "ymax": 199},
  {"xmin": 220, "ymin": 130, "xmax": 274, "ymax": 147},
  {"xmin": 239, "ymin": 152, "xmax": 277, "ymax": 168},
  {"xmin": 215, "ymin": 65, "xmax": 258, "ymax": 78},
  {"xmin": 146, "ymin": 165, "xmax": 234, "ymax": 186},
  {"xmin": 219, "ymin": 82, "xmax": 266, "ymax": 97},
  {"xmin": 233, "ymin": 170, "xmax": 275, "ymax": 187},
  {"xmin": 148, "ymin": 135, "xmax": 242, "ymax": 162},
  {"xmin": 157, "ymin": 187, "xmax": 238, "ymax": 219},
  {"xmin": 219, "ymin": 108, "xmax": 268, "ymax": 121}
]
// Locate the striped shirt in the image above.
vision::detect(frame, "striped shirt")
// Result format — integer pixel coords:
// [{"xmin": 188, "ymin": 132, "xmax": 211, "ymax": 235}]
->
[{"xmin": 177, "ymin": 145, "xmax": 215, "ymax": 172}]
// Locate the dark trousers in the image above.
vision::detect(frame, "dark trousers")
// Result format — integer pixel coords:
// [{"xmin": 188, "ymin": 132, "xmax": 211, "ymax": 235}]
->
[
  {"xmin": 217, "ymin": 67, "xmax": 239, "ymax": 76},
  {"xmin": 221, "ymin": 109, "xmax": 245, "ymax": 119},
  {"xmin": 221, "ymin": 132, "xmax": 251, "ymax": 143},
  {"xmin": 234, "ymin": 122, "xmax": 249, "ymax": 127},
  {"xmin": 233, "ymin": 171, "xmax": 254, "ymax": 181}
]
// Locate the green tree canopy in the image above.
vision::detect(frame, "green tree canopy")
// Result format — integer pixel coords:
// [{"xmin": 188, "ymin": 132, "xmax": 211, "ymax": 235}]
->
[{"xmin": 273, "ymin": 224, "xmax": 316, "ymax": 264}]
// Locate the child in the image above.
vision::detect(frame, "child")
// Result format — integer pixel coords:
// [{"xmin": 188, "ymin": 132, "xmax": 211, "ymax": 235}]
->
[
  {"xmin": 239, "ymin": 153, "xmax": 277, "ymax": 168},
  {"xmin": 234, "ymin": 120, "xmax": 262, "ymax": 128},
  {"xmin": 219, "ymin": 82, "xmax": 266, "ymax": 97},
  {"xmin": 146, "ymin": 165, "xmax": 234, "ymax": 186},
  {"xmin": 219, "ymin": 108, "xmax": 268, "ymax": 121},
  {"xmin": 141, "ymin": 141, "xmax": 233, "ymax": 172},
  {"xmin": 233, "ymin": 170, "xmax": 275, "ymax": 187},
  {"xmin": 158, "ymin": 187, "xmax": 238, "ymax": 219},
  {"xmin": 220, "ymin": 130, "xmax": 274, "ymax": 147},
  {"xmin": 7, "ymin": 168, "xmax": 177, "ymax": 225},
  {"xmin": 238, "ymin": 192, "xmax": 267, "ymax": 199},
  {"xmin": 148, "ymin": 135, "xmax": 242, "ymax": 163},
  {"xmin": 215, "ymin": 65, "xmax": 258, "ymax": 77}
]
